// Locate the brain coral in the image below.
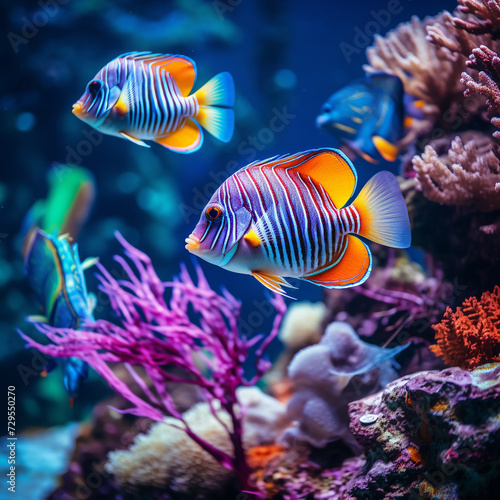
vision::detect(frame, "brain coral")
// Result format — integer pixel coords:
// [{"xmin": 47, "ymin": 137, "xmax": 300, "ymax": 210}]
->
[
  {"xmin": 106, "ymin": 402, "xmax": 234, "ymax": 498},
  {"xmin": 105, "ymin": 387, "xmax": 288, "ymax": 498},
  {"xmin": 430, "ymin": 285, "xmax": 500, "ymax": 369}
]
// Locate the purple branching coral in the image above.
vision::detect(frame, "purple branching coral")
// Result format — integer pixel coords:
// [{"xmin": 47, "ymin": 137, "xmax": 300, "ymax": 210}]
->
[
  {"xmin": 463, "ymin": 45, "xmax": 500, "ymax": 140},
  {"xmin": 19, "ymin": 233, "xmax": 286, "ymax": 494}
]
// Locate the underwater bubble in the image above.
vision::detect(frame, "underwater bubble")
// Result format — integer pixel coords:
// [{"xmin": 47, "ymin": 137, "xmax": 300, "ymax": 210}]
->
[
  {"xmin": 16, "ymin": 112, "xmax": 35, "ymax": 132},
  {"xmin": 117, "ymin": 172, "xmax": 141, "ymax": 194},
  {"xmin": 273, "ymin": 69, "xmax": 297, "ymax": 90},
  {"xmin": 360, "ymin": 413, "xmax": 378, "ymax": 425}
]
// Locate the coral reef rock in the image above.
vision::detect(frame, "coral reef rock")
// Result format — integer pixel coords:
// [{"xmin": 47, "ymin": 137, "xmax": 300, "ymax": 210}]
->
[
  {"xmin": 431, "ymin": 285, "xmax": 500, "ymax": 370},
  {"xmin": 281, "ymin": 322, "xmax": 408, "ymax": 449},
  {"xmin": 347, "ymin": 364, "xmax": 500, "ymax": 500}
]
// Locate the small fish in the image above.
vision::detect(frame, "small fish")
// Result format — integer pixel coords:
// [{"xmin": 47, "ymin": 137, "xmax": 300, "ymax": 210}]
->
[
  {"xmin": 316, "ymin": 73, "xmax": 422, "ymax": 164},
  {"xmin": 21, "ymin": 164, "xmax": 95, "ymax": 257},
  {"xmin": 185, "ymin": 148, "xmax": 411, "ymax": 297},
  {"xmin": 25, "ymin": 229, "xmax": 97, "ymax": 399},
  {"xmin": 72, "ymin": 51, "xmax": 235, "ymax": 153}
]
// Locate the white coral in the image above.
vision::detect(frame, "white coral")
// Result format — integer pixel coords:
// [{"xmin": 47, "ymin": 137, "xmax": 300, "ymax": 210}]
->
[
  {"xmin": 106, "ymin": 403, "xmax": 234, "ymax": 498},
  {"xmin": 278, "ymin": 301, "xmax": 326, "ymax": 350},
  {"xmin": 106, "ymin": 388, "xmax": 288, "ymax": 497}
]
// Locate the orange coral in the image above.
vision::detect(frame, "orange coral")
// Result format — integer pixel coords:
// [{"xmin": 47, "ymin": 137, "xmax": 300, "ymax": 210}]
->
[{"xmin": 430, "ymin": 286, "xmax": 500, "ymax": 369}]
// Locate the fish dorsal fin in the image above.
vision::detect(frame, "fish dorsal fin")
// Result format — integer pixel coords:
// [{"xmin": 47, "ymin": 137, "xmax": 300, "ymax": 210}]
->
[
  {"xmin": 303, "ymin": 235, "xmax": 372, "ymax": 288},
  {"xmin": 252, "ymin": 271, "xmax": 296, "ymax": 298},
  {"xmin": 126, "ymin": 52, "xmax": 197, "ymax": 96},
  {"xmin": 119, "ymin": 131, "xmax": 150, "ymax": 148},
  {"xmin": 155, "ymin": 119, "xmax": 203, "ymax": 153},
  {"xmin": 244, "ymin": 149, "xmax": 358, "ymax": 209}
]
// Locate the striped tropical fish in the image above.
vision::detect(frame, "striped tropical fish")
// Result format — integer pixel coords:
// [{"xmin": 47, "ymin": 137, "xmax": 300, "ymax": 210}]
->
[
  {"xmin": 72, "ymin": 51, "xmax": 234, "ymax": 153},
  {"xmin": 185, "ymin": 148, "xmax": 411, "ymax": 297}
]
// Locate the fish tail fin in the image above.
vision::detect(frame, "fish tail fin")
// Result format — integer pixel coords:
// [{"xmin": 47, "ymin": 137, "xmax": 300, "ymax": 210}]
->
[
  {"xmin": 194, "ymin": 72, "xmax": 235, "ymax": 107},
  {"xmin": 351, "ymin": 171, "xmax": 411, "ymax": 248},
  {"xmin": 196, "ymin": 106, "xmax": 234, "ymax": 143},
  {"xmin": 194, "ymin": 72, "xmax": 234, "ymax": 143}
]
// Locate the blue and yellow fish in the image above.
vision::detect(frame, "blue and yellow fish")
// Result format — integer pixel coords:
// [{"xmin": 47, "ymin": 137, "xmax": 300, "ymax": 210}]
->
[
  {"xmin": 185, "ymin": 148, "xmax": 411, "ymax": 297},
  {"xmin": 316, "ymin": 73, "xmax": 422, "ymax": 164},
  {"xmin": 72, "ymin": 51, "xmax": 235, "ymax": 153},
  {"xmin": 25, "ymin": 229, "xmax": 97, "ymax": 404}
]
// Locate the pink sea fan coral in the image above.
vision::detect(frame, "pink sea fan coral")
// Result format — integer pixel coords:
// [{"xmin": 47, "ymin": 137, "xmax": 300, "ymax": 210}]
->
[
  {"xmin": 19, "ymin": 232, "xmax": 286, "ymax": 492},
  {"xmin": 413, "ymin": 134, "xmax": 500, "ymax": 211}
]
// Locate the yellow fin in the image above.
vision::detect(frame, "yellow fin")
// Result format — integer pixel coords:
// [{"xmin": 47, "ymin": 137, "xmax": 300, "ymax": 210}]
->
[
  {"xmin": 303, "ymin": 235, "xmax": 372, "ymax": 288},
  {"xmin": 372, "ymin": 135, "xmax": 399, "ymax": 162},
  {"xmin": 81, "ymin": 256, "xmax": 99, "ymax": 270},
  {"xmin": 155, "ymin": 119, "xmax": 203, "ymax": 153},
  {"xmin": 119, "ymin": 131, "xmax": 150, "ymax": 148},
  {"xmin": 244, "ymin": 228, "xmax": 261, "ymax": 247},
  {"xmin": 414, "ymin": 99, "xmax": 425, "ymax": 109},
  {"xmin": 114, "ymin": 94, "xmax": 128, "ymax": 114},
  {"xmin": 252, "ymin": 271, "xmax": 296, "ymax": 298}
]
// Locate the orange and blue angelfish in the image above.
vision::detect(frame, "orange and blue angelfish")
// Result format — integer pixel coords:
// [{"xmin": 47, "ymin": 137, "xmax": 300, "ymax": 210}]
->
[
  {"xmin": 185, "ymin": 148, "xmax": 411, "ymax": 297},
  {"xmin": 24, "ymin": 229, "xmax": 98, "ymax": 404},
  {"xmin": 72, "ymin": 51, "xmax": 235, "ymax": 153},
  {"xmin": 316, "ymin": 73, "xmax": 424, "ymax": 164}
]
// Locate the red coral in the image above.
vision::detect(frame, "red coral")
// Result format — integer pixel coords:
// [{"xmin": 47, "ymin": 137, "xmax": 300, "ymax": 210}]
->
[{"xmin": 430, "ymin": 286, "xmax": 500, "ymax": 369}]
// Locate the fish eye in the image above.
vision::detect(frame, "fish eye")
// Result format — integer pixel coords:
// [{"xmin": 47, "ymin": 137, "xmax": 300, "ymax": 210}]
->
[
  {"xmin": 205, "ymin": 205, "xmax": 222, "ymax": 221},
  {"xmin": 87, "ymin": 79, "xmax": 103, "ymax": 96},
  {"xmin": 322, "ymin": 103, "xmax": 332, "ymax": 113}
]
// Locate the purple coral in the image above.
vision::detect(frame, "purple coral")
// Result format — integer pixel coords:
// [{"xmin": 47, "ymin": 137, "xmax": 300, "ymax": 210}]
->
[{"xmin": 20, "ymin": 232, "xmax": 286, "ymax": 493}]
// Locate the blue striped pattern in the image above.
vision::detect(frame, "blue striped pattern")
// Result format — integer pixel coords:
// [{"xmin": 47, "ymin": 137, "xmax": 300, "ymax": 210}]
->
[
  {"xmin": 82, "ymin": 52, "xmax": 199, "ymax": 140},
  {"xmin": 199, "ymin": 150, "xmax": 362, "ymax": 278}
]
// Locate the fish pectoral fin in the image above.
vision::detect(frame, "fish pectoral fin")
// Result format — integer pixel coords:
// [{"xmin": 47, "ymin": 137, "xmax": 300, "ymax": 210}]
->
[
  {"xmin": 303, "ymin": 235, "xmax": 372, "ymax": 288},
  {"xmin": 372, "ymin": 135, "xmax": 399, "ymax": 162},
  {"xmin": 87, "ymin": 293, "xmax": 97, "ymax": 314},
  {"xmin": 27, "ymin": 315, "xmax": 48, "ymax": 324},
  {"xmin": 114, "ymin": 93, "xmax": 129, "ymax": 114},
  {"xmin": 252, "ymin": 271, "xmax": 296, "ymax": 298},
  {"xmin": 155, "ymin": 119, "xmax": 203, "ymax": 153},
  {"xmin": 81, "ymin": 256, "xmax": 99, "ymax": 271},
  {"xmin": 119, "ymin": 131, "xmax": 150, "ymax": 148},
  {"xmin": 244, "ymin": 228, "xmax": 262, "ymax": 247}
]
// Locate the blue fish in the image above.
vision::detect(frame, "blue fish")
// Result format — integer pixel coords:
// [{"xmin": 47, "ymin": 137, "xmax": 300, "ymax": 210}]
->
[
  {"xmin": 24, "ymin": 229, "xmax": 97, "ymax": 404},
  {"xmin": 316, "ymin": 73, "xmax": 423, "ymax": 164}
]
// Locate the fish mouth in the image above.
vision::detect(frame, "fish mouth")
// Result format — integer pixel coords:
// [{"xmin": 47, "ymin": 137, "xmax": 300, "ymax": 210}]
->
[
  {"xmin": 316, "ymin": 114, "xmax": 330, "ymax": 128},
  {"xmin": 185, "ymin": 234, "xmax": 200, "ymax": 252},
  {"xmin": 72, "ymin": 101, "xmax": 84, "ymax": 116}
]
